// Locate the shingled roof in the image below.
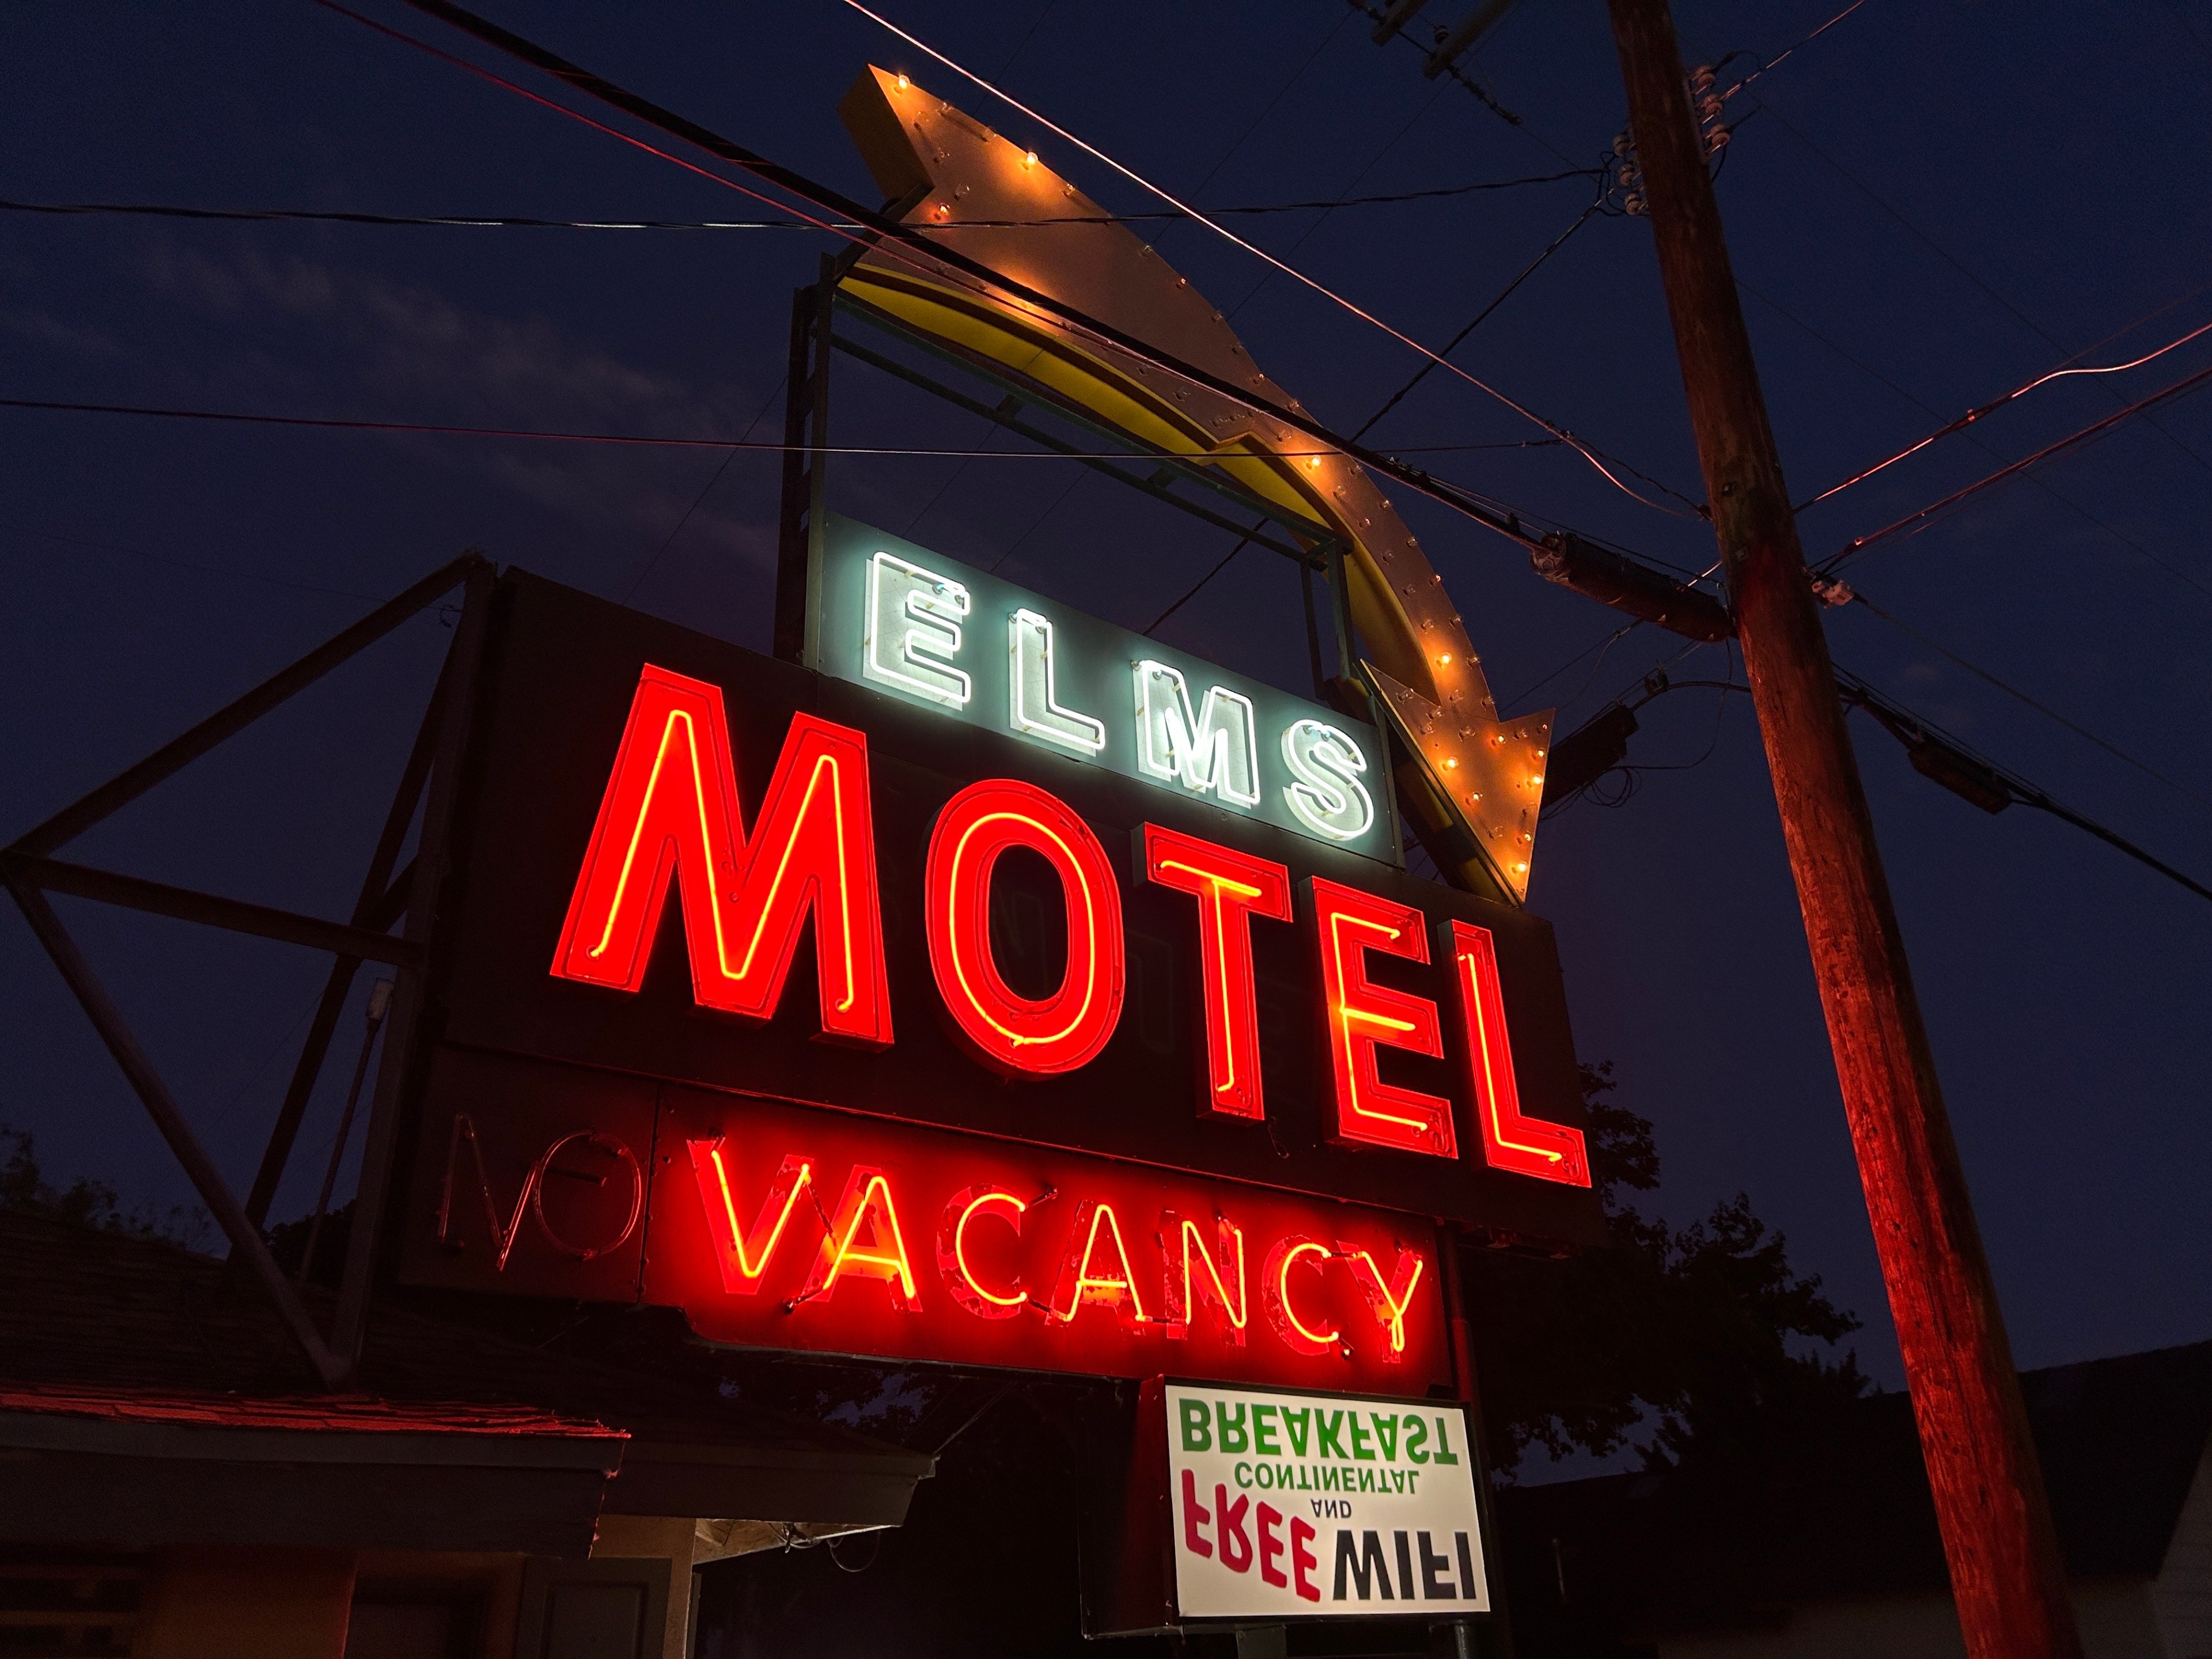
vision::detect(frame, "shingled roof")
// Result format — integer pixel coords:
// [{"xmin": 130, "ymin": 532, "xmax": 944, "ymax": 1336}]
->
[{"xmin": 0, "ymin": 1208, "xmax": 933, "ymax": 1551}]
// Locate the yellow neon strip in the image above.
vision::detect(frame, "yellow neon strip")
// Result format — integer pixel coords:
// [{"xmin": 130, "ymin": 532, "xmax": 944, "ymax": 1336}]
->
[
  {"xmin": 1059, "ymin": 1203, "xmax": 1147, "ymax": 1322},
  {"xmin": 1181, "ymin": 1218, "xmax": 1248, "ymax": 1330},
  {"xmin": 954, "ymin": 1191, "xmax": 1028, "ymax": 1306},
  {"xmin": 1158, "ymin": 858, "xmax": 1264, "ymax": 1096},
  {"xmin": 1325, "ymin": 909, "xmax": 1428, "ymax": 1132},
  {"xmin": 1278, "ymin": 1240, "xmax": 1340, "ymax": 1347},
  {"xmin": 1353, "ymin": 1249, "xmax": 1425, "ymax": 1354},
  {"xmin": 708, "ymin": 1147, "xmax": 813, "ymax": 1278},
  {"xmin": 946, "ymin": 809, "xmax": 1101, "ymax": 1048},
  {"xmin": 586, "ymin": 705, "xmax": 861, "ymax": 1016},
  {"xmin": 1460, "ymin": 949, "xmax": 1561, "ymax": 1163},
  {"xmin": 820, "ymin": 1174, "xmax": 918, "ymax": 1299}
]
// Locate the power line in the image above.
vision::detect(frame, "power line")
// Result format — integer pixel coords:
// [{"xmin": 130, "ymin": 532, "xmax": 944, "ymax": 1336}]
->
[
  {"xmin": 1832, "ymin": 666, "xmax": 2212, "ymax": 906},
  {"xmin": 1739, "ymin": 81, "xmax": 2212, "ymax": 492},
  {"xmin": 1353, "ymin": 194, "xmax": 1604, "ymax": 442},
  {"xmin": 0, "ymin": 394, "xmax": 1568, "ymax": 461},
  {"xmin": 287, "ymin": 0, "xmax": 1716, "ymax": 612},
  {"xmin": 1143, "ymin": 189, "xmax": 1608, "ymax": 634},
  {"xmin": 1847, "ymin": 589, "xmax": 2212, "ymax": 812},
  {"xmin": 0, "ymin": 173, "xmax": 1599, "ymax": 233},
  {"xmin": 1799, "ymin": 311, "xmax": 2212, "ymax": 511},
  {"xmin": 835, "ymin": 0, "xmax": 1698, "ymax": 517},
  {"xmin": 1738, "ymin": 276, "xmax": 2212, "ymax": 604},
  {"xmin": 1539, "ymin": 646, "xmax": 2212, "ymax": 905},
  {"xmin": 1821, "ymin": 358, "xmax": 2212, "ymax": 571}
]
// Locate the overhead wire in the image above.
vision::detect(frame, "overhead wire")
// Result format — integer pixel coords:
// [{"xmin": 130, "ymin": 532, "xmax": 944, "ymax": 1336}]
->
[
  {"xmin": 836, "ymin": 0, "xmax": 1700, "ymax": 517},
  {"xmin": 1799, "ymin": 312, "xmax": 2212, "ymax": 511},
  {"xmin": 0, "ymin": 395, "xmax": 1565, "ymax": 461},
  {"xmin": 1843, "ymin": 588, "xmax": 2212, "ymax": 812},
  {"xmin": 1820, "ymin": 358, "xmax": 2212, "ymax": 571},
  {"xmin": 0, "ymin": 173, "xmax": 1600, "ymax": 232},
  {"xmin": 324, "ymin": 0, "xmax": 1688, "ymax": 581},
  {"xmin": 1832, "ymin": 665, "xmax": 2212, "ymax": 905},
  {"xmin": 1735, "ymin": 80, "xmax": 2212, "ymax": 491},
  {"xmin": 1737, "ymin": 276, "xmax": 2212, "ymax": 603},
  {"xmin": 1143, "ymin": 181, "xmax": 1608, "ymax": 635}
]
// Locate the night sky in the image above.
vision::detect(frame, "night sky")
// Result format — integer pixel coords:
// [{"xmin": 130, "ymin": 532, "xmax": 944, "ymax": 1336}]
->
[{"xmin": 5, "ymin": 0, "xmax": 2208, "ymax": 1434}]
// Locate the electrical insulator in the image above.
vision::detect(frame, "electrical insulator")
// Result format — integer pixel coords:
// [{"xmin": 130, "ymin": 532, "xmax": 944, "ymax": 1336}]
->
[
  {"xmin": 1698, "ymin": 94, "xmax": 1725, "ymax": 122},
  {"xmin": 1690, "ymin": 64, "xmax": 1715, "ymax": 93},
  {"xmin": 1613, "ymin": 130, "xmax": 1633, "ymax": 157},
  {"xmin": 1707, "ymin": 127, "xmax": 1730, "ymax": 153},
  {"xmin": 1623, "ymin": 192, "xmax": 1645, "ymax": 215}
]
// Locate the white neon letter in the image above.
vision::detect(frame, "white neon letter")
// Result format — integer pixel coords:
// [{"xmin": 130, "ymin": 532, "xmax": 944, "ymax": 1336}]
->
[
  {"xmin": 1008, "ymin": 608, "xmax": 1106, "ymax": 755},
  {"xmin": 863, "ymin": 551, "xmax": 971, "ymax": 710},
  {"xmin": 1132, "ymin": 661, "xmax": 1260, "ymax": 808},
  {"xmin": 1281, "ymin": 718, "xmax": 1375, "ymax": 842}
]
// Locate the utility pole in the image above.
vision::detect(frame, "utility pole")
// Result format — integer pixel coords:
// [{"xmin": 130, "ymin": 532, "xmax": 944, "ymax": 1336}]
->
[{"xmin": 1604, "ymin": 5, "xmax": 2082, "ymax": 1657}]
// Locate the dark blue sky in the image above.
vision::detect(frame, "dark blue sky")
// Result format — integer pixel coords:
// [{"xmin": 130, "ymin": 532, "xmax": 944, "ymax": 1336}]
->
[{"xmin": 5, "ymin": 1, "xmax": 2208, "ymax": 1407}]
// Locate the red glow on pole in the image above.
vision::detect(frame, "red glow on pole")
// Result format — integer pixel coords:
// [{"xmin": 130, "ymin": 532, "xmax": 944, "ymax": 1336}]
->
[
  {"xmin": 1142, "ymin": 824, "xmax": 1293, "ymax": 1120},
  {"xmin": 925, "ymin": 778, "xmax": 1125, "ymax": 1075},
  {"xmin": 1446, "ymin": 919, "xmax": 1589, "ymax": 1186},
  {"xmin": 1309, "ymin": 877, "xmax": 1458, "ymax": 1158},
  {"xmin": 551, "ymin": 664, "xmax": 892, "ymax": 1046}
]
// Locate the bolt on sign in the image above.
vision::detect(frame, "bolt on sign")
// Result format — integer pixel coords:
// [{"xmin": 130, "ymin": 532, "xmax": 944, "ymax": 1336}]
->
[{"xmin": 397, "ymin": 558, "xmax": 1601, "ymax": 1395}]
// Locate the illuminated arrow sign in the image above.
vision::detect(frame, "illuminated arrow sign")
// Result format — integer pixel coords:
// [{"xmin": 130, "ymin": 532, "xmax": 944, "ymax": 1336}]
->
[{"xmin": 812, "ymin": 513, "xmax": 1400, "ymax": 864}]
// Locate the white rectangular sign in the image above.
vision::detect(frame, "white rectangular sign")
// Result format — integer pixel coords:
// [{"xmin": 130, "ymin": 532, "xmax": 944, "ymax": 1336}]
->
[{"xmin": 1164, "ymin": 1382, "xmax": 1489, "ymax": 1620}]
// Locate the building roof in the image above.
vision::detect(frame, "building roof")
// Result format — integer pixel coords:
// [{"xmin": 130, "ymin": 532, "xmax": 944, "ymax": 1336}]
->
[
  {"xmin": 1499, "ymin": 1337, "xmax": 2212, "ymax": 1652},
  {"xmin": 0, "ymin": 1208, "xmax": 933, "ymax": 1550}
]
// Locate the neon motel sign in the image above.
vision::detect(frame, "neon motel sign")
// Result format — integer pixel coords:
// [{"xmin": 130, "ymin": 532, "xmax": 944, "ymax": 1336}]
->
[
  {"xmin": 549, "ymin": 659, "xmax": 1586, "ymax": 1177},
  {"xmin": 401, "ymin": 566, "xmax": 1594, "ymax": 1394}
]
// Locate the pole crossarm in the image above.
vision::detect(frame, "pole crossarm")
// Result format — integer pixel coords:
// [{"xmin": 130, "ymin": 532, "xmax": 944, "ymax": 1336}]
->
[{"xmin": 0, "ymin": 854, "xmax": 423, "ymax": 968}]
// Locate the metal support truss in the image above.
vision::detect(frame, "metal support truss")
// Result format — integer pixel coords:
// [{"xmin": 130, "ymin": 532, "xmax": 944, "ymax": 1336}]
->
[
  {"xmin": 770, "ymin": 275, "xmax": 1355, "ymax": 687},
  {"xmin": 2, "ymin": 552, "xmax": 494, "ymax": 1389}
]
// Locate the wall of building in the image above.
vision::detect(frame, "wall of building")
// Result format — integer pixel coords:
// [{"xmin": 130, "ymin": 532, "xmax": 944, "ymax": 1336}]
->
[
  {"xmin": 1655, "ymin": 1580, "xmax": 2166, "ymax": 1659},
  {"xmin": 135, "ymin": 1547, "xmax": 356, "ymax": 1659},
  {"xmin": 2154, "ymin": 1442, "xmax": 2212, "ymax": 1658},
  {"xmin": 590, "ymin": 1514, "xmax": 699, "ymax": 1659}
]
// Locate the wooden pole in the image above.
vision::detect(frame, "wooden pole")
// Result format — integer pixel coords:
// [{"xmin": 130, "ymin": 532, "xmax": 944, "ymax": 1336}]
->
[{"xmin": 1604, "ymin": 4, "xmax": 2082, "ymax": 1654}]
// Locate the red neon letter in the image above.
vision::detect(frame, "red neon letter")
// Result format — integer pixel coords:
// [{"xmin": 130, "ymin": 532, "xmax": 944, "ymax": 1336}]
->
[
  {"xmin": 687, "ymin": 1141, "xmax": 816, "ymax": 1296},
  {"xmin": 1263, "ymin": 1234, "xmax": 1341, "ymax": 1358},
  {"xmin": 1340, "ymin": 1244, "xmax": 1426, "ymax": 1362},
  {"xmin": 1448, "ymin": 919, "xmax": 1589, "ymax": 1186},
  {"xmin": 1141, "ymin": 824, "xmax": 1291, "ymax": 1120},
  {"xmin": 552, "ymin": 665, "xmax": 892, "ymax": 1047},
  {"xmin": 937, "ymin": 1185, "xmax": 1028, "ymax": 1319},
  {"xmin": 1050, "ymin": 1200, "xmax": 1150, "ymax": 1329},
  {"xmin": 1158, "ymin": 1210, "xmax": 1248, "ymax": 1346},
  {"xmin": 1181, "ymin": 1468, "xmax": 1212, "ymax": 1559},
  {"xmin": 1291, "ymin": 1517, "xmax": 1320, "ymax": 1602},
  {"xmin": 925, "ymin": 779, "xmax": 1124, "ymax": 1075},
  {"xmin": 1309, "ymin": 877, "xmax": 1457, "ymax": 1158},
  {"xmin": 798, "ymin": 1165, "xmax": 921, "ymax": 1311}
]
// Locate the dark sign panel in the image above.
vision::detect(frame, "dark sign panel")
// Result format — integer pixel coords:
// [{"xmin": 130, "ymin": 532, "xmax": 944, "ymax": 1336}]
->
[{"xmin": 398, "ymin": 566, "xmax": 1601, "ymax": 1389}]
